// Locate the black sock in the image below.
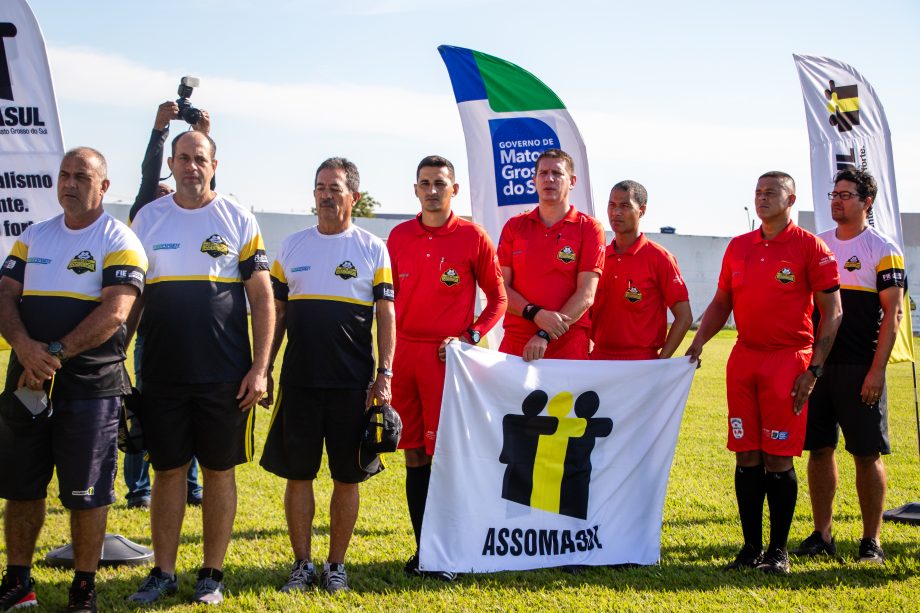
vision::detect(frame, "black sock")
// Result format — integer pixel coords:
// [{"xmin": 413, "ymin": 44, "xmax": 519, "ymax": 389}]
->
[
  {"xmin": 4, "ymin": 565, "xmax": 30, "ymax": 584},
  {"xmin": 765, "ymin": 467, "xmax": 798, "ymax": 552},
  {"xmin": 406, "ymin": 464, "xmax": 431, "ymax": 549},
  {"xmin": 735, "ymin": 464, "xmax": 766, "ymax": 549},
  {"xmin": 72, "ymin": 570, "xmax": 95, "ymax": 590},
  {"xmin": 197, "ymin": 567, "xmax": 224, "ymax": 582}
]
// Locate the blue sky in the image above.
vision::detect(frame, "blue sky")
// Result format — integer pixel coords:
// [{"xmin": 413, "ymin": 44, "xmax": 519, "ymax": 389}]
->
[{"xmin": 26, "ymin": 0, "xmax": 920, "ymax": 237}]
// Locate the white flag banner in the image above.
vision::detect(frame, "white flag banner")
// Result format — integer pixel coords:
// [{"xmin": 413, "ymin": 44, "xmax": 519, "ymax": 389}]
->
[
  {"xmin": 793, "ymin": 54, "xmax": 913, "ymax": 361},
  {"xmin": 438, "ymin": 45, "xmax": 594, "ymax": 244},
  {"xmin": 420, "ymin": 344, "xmax": 694, "ymax": 572},
  {"xmin": 0, "ymin": 0, "xmax": 63, "ymax": 258}
]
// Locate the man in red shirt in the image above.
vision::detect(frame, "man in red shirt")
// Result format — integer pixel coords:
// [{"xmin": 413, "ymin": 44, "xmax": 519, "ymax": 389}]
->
[
  {"xmin": 387, "ymin": 155, "xmax": 507, "ymax": 580},
  {"xmin": 590, "ymin": 180, "xmax": 691, "ymax": 360},
  {"xmin": 686, "ymin": 171, "xmax": 842, "ymax": 574},
  {"xmin": 497, "ymin": 149, "xmax": 605, "ymax": 361}
]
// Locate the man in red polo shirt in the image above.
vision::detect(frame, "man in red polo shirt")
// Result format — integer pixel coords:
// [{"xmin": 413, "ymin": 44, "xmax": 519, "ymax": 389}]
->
[
  {"xmin": 387, "ymin": 155, "xmax": 507, "ymax": 580},
  {"xmin": 686, "ymin": 171, "xmax": 842, "ymax": 575},
  {"xmin": 496, "ymin": 148, "xmax": 605, "ymax": 361},
  {"xmin": 590, "ymin": 180, "xmax": 691, "ymax": 360}
]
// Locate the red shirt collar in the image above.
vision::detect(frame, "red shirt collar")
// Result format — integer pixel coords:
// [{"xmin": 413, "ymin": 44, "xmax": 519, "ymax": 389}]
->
[
  {"xmin": 525, "ymin": 204, "xmax": 578, "ymax": 230},
  {"xmin": 608, "ymin": 233, "xmax": 647, "ymax": 257},
  {"xmin": 415, "ymin": 211, "xmax": 460, "ymax": 236},
  {"xmin": 753, "ymin": 220, "xmax": 796, "ymax": 244}
]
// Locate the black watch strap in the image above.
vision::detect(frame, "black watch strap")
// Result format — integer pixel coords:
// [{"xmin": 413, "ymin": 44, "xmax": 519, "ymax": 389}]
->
[{"xmin": 807, "ymin": 364, "xmax": 823, "ymax": 378}]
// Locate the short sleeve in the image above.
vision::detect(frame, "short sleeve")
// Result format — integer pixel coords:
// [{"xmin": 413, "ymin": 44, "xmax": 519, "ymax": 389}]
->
[
  {"xmin": 372, "ymin": 240, "xmax": 394, "ymax": 302},
  {"xmin": 1, "ymin": 235, "xmax": 30, "ymax": 284},
  {"xmin": 239, "ymin": 214, "xmax": 270, "ymax": 280},
  {"xmin": 496, "ymin": 218, "xmax": 517, "ymax": 268},
  {"xmin": 102, "ymin": 226, "xmax": 148, "ymax": 292},
  {"xmin": 658, "ymin": 250, "xmax": 689, "ymax": 307},
  {"xmin": 875, "ymin": 239, "xmax": 906, "ymax": 291},
  {"xmin": 577, "ymin": 217, "xmax": 605, "ymax": 275},
  {"xmin": 808, "ymin": 236, "xmax": 840, "ymax": 292}
]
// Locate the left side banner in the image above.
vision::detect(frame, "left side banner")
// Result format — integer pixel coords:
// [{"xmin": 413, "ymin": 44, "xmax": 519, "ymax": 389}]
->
[
  {"xmin": 0, "ymin": 0, "xmax": 64, "ymax": 350},
  {"xmin": 421, "ymin": 344, "xmax": 694, "ymax": 572}
]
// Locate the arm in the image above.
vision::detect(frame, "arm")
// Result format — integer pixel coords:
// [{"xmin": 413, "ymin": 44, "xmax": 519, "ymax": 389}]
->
[
  {"xmin": 860, "ymin": 285, "xmax": 903, "ymax": 403},
  {"xmin": 0, "ymin": 276, "xmax": 60, "ymax": 385},
  {"xmin": 238, "ymin": 270, "xmax": 275, "ymax": 409},
  {"xmin": 790, "ymin": 289, "xmax": 842, "ymax": 413},
  {"xmin": 660, "ymin": 300, "xmax": 693, "ymax": 359},
  {"xmin": 367, "ymin": 299, "xmax": 396, "ymax": 408},
  {"xmin": 501, "ymin": 264, "xmax": 571, "ymax": 342},
  {"xmin": 125, "ymin": 294, "xmax": 144, "ymax": 347},
  {"xmin": 259, "ymin": 299, "xmax": 287, "ymax": 408},
  {"xmin": 130, "ymin": 103, "xmax": 176, "ymax": 221},
  {"xmin": 685, "ymin": 288, "xmax": 733, "ymax": 363},
  {"xmin": 521, "ymin": 271, "xmax": 599, "ymax": 362},
  {"xmin": 59, "ymin": 285, "xmax": 139, "ymax": 359}
]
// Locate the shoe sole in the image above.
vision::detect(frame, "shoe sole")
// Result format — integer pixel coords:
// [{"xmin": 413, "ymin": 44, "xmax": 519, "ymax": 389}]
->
[{"xmin": 8, "ymin": 600, "xmax": 38, "ymax": 610}]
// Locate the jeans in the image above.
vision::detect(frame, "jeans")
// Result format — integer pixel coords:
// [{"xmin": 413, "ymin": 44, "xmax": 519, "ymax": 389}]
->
[{"xmin": 124, "ymin": 333, "xmax": 202, "ymax": 501}]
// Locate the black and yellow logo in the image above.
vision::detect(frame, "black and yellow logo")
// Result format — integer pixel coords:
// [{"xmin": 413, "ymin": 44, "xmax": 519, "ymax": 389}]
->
[
  {"xmin": 335, "ymin": 260, "xmax": 358, "ymax": 280},
  {"xmin": 844, "ymin": 256, "xmax": 861, "ymax": 271},
  {"xmin": 67, "ymin": 250, "xmax": 96, "ymax": 274},
  {"xmin": 499, "ymin": 389, "xmax": 612, "ymax": 520},
  {"xmin": 440, "ymin": 267, "xmax": 460, "ymax": 287},
  {"xmin": 624, "ymin": 281, "xmax": 642, "ymax": 303},
  {"xmin": 825, "ymin": 80, "xmax": 860, "ymax": 133},
  {"xmin": 200, "ymin": 234, "xmax": 229, "ymax": 258},
  {"xmin": 557, "ymin": 246, "xmax": 576, "ymax": 264},
  {"xmin": 775, "ymin": 267, "xmax": 795, "ymax": 284}
]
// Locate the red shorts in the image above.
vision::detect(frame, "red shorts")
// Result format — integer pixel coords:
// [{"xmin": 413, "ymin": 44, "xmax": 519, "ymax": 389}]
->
[
  {"xmin": 726, "ymin": 344, "xmax": 811, "ymax": 456},
  {"xmin": 392, "ymin": 338, "xmax": 446, "ymax": 456},
  {"xmin": 499, "ymin": 327, "xmax": 589, "ymax": 360}
]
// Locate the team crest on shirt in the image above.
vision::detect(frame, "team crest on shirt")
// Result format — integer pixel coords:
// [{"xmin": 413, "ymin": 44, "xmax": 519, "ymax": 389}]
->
[
  {"xmin": 775, "ymin": 267, "xmax": 795, "ymax": 284},
  {"xmin": 624, "ymin": 281, "xmax": 642, "ymax": 303},
  {"xmin": 844, "ymin": 256, "xmax": 861, "ymax": 271},
  {"xmin": 200, "ymin": 234, "xmax": 230, "ymax": 258},
  {"xmin": 67, "ymin": 250, "xmax": 96, "ymax": 274},
  {"xmin": 335, "ymin": 260, "xmax": 358, "ymax": 280},
  {"xmin": 440, "ymin": 268, "xmax": 460, "ymax": 287},
  {"xmin": 730, "ymin": 417, "xmax": 744, "ymax": 440},
  {"xmin": 557, "ymin": 245, "xmax": 576, "ymax": 264}
]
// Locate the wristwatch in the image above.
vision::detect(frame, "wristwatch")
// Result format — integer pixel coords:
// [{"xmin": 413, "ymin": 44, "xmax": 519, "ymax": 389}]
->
[
  {"xmin": 536, "ymin": 330, "xmax": 551, "ymax": 342},
  {"xmin": 377, "ymin": 367, "xmax": 394, "ymax": 377},
  {"xmin": 47, "ymin": 340, "xmax": 67, "ymax": 362},
  {"xmin": 807, "ymin": 364, "xmax": 823, "ymax": 378},
  {"xmin": 467, "ymin": 329, "xmax": 481, "ymax": 345}
]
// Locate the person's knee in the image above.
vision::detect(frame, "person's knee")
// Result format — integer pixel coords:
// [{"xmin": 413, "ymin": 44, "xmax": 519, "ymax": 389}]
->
[
  {"xmin": 809, "ymin": 447, "xmax": 835, "ymax": 461},
  {"xmin": 404, "ymin": 447, "xmax": 431, "ymax": 467},
  {"xmin": 853, "ymin": 453, "xmax": 882, "ymax": 470},
  {"xmin": 735, "ymin": 450, "xmax": 762, "ymax": 467},
  {"xmin": 155, "ymin": 462, "xmax": 192, "ymax": 480},
  {"xmin": 763, "ymin": 453, "xmax": 793, "ymax": 472}
]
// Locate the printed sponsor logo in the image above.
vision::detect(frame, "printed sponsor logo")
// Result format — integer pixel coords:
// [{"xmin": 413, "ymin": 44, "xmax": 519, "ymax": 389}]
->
[
  {"xmin": 489, "ymin": 117, "xmax": 560, "ymax": 207},
  {"xmin": 844, "ymin": 256, "xmax": 861, "ymax": 271},
  {"xmin": 115, "ymin": 269, "xmax": 127, "ymax": 278},
  {"xmin": 482, "ymin": 526, "xmax": 603, "ymax": 557},
  {"xmin": 152, "ymin": 242, "xmax": 180, "ymax": 251},
  {"xmin": 764, "ymin": 429, "xmax": 789, "ymax": 441},
  {"xmin": 67, "ymin": 250, "xmax": 96, "ymax": 274},
  {"xmin": 254, "ymin": 253, "xmax": 269, "ymax": 264},
  {"xmin": 71, "ymin": 486, "xmax": 95, "ymax": 496},
  {"xmin": 825, "ymin": 80, "xmax": 860, "ymax": 133},
  {"xmin": 730, "ymin": 417, "xmax": 744, "ymax": 439},
  {"xmin": 26, "ymin": 257, "xmax": 51, "ymax": 265},
  {"xmin": 382, "ymin": 287, "xmax": 395, "ymax": 300},
  {"xmin": 291, "ymin": 265, "xmax": 311, "ymax": 273},
  {"xmin": 128, "ymin": 271, "xmax": 144, "ymax": 282}
]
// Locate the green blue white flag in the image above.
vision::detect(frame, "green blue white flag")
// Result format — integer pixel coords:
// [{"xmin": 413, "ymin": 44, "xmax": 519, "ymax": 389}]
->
[{"xmin": 438, "ymin": 45, "xmax": 594, "ymax": 241}]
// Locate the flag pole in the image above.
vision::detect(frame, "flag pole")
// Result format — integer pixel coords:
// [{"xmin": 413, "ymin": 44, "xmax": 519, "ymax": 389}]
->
[{"xmin": 882, "ymin": 357, "xmax": 920, "ymax": 525}]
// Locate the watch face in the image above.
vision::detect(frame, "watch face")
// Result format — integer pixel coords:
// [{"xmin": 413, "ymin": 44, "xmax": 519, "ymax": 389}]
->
[
  {"xmin": 469, "ymin": 331, "xmax": 481, "ymax": 344},
  {"xmin": 48, "ymin": 342, "xmax": 62, "ymax": 354}
]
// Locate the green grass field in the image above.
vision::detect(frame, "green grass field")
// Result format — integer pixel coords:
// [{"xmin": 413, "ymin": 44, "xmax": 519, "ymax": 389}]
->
[{"xmin": 1, "ymin": 331, "xmax": 919, "ymax": 611}]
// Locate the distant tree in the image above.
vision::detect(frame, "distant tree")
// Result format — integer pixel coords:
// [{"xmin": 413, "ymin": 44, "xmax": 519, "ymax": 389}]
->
[{"xmin": 311, "ymin": 191, "xmax": 380, "ymax": 218}]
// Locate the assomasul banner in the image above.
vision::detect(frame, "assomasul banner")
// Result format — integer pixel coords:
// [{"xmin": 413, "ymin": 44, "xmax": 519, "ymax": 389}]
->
[
  {"xmin": 794, "ymin": 54, "xmax": 913, "ymax": 362},
  {"xmin": 438, "ymin": 45, "xmax": 594, "ymax": 243},
  {"xmin": 420, "ymin": 344, "xmax": 694, "ymax": 572},
  {"xmin": 0, "ymin": 0, "xmax": 65, "ymax": 351}
]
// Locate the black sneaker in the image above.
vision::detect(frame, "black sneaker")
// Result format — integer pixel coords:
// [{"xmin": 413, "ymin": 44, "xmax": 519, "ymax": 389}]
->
[
  {"xmin": 857, "ymin": 538, "xmax": 885, "ymax": 564},
  {"xmin": 0, "ymin": 573, "xmax": 37, "ymax": 610},
  {"xmin": 756, "ymin": 548, "xmax": 791, "ymax": 574},
  {"xmin": 280, "ymin": 560, "xmax": 317, "ymax": 593},
  {"xmin": 65, "ymin": 580, "xmax": 96, "ymax": 613},
  {"xmin": 724, "ymin": 544, "xmax": 763, "ymax": 570},
  {"xmin": 127, "ymin": 568, "xmax": 178, "ymax": 604},
  {"xmin": 403, "ymin": 553, "xmax": 457, "ymax": 581},
  {"xmin": 791, "ymin": 531, "xmax": 836, "ymax": 557}
]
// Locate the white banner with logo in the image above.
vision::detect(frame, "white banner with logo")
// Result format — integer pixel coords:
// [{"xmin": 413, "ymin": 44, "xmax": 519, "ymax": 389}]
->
[
  {"xmin": 420, "ymin": 344, "xmax": 694, "ymax": 572},
  {"xmin": 0, "ymin": 0, "xmax": 63, "ymax": 350},
  {"xmin": 793, "ymin": 54, "xmax": 913, "ymax": 361}
]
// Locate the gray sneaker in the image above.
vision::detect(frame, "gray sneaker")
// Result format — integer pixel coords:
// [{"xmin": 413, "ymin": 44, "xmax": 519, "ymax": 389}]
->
[
  {"xmin": 280, "ymin": 560, "xmax": 317, "ymax": 593},
  {"xmin": 192, "ymin": 576, "xmax": 224, "ymax": 605},
  {"xmin": 127, "ymin": 569, "xmax": 178, "ymax": 604},
  {"xmin": 320, "ymin": 562, "xmax": 349, "ymax": 593}
]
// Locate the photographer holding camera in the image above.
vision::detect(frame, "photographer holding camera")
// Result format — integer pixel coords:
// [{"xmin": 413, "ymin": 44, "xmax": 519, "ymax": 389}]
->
[{"xmin": 123, "ymin": 92, "xmax": 211, "ymax": 511}]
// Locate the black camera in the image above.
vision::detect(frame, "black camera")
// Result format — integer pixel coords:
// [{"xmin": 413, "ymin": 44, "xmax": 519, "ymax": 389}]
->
[{"xmin": 176, "ymin": 76, "xmax": 202, "ymax": 126}]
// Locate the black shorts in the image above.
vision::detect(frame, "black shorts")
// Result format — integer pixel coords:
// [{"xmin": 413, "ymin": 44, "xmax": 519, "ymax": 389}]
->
[
  {"xmin": 260, "ymin": 386, "xmax": 369, "ymax": 484},
  {"xmin": 141, "ymin": 382, "xmax": 255, "ymax": 471},
  {"xmin": 805, "ymin": 363, "xmax": 891, "ymax": 456},
  {"xmin": 0, "ymin": 396, "xmax": 120, "ymax": 510}
]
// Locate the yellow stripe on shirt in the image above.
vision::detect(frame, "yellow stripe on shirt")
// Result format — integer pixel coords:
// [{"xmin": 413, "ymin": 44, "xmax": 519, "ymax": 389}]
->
[
  {"xmin": 8, "ymin": 240, "xmax": 28, "ymax": 261},
  {"xmin": 289, "ymin": 294, "xmax": 374, "ymax": 307},
  {"xmin": 373, "ymin": 266, "xmax": 393, "ymax": 286},
  {"xmin": 146, "ymin": 275, "xmax": 241, "ymax": 284},
  {"xmin": 270, "ymin": 260, "xmax": 287, "ymax": 284},
  {"xmin": 877, "ymin": 255, "xmax": 905, "ymax": 272},
  {"xmin": 104, "ymin": 249, "xmax": 148, "ymax": 270},
  {"xmin": 23, "ymin": 290, "xmax": 101, "ymax": 302},
  {"xmin": 240, "ymin": 234, "xmax": 266, "ymax": 261}
]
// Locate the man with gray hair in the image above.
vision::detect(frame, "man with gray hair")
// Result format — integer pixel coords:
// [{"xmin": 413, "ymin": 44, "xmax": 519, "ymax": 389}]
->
[
  {"xmin": 590, "ymin": 180, "xmax": 692, "ymax": 360},
  {"xmin": 0, "ymin": 148, "xmax": 147, "ymax": 611},
  {"xmin": 260, "ymin": 157, "xmax": 395, "ymax": 593}
]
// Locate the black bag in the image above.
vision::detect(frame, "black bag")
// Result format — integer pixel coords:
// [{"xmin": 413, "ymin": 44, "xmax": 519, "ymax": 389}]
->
[{"xmin": 117, "ymin": 387, "xmax": 145, "ymax": 454}]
